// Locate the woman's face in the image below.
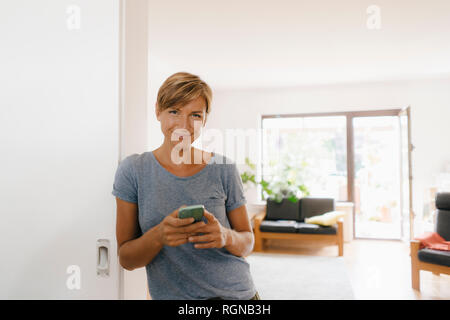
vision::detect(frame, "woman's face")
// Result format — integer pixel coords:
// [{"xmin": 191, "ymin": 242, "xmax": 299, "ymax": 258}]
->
[{"xmin": 156, "ymin": 96, "xmax": 207, "ymax": 147}]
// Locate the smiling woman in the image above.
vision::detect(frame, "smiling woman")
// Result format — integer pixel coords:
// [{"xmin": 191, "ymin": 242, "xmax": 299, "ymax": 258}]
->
[
  {"xmin": 157, "ymin": 96, "xmax": 208, "ymax": 165},
  {"xmin": 155, "ymin": 72, "xmax": 212, "ymax": 165},
  {"xmin": 112, "ymin": 72, "xmax": 259, "ymax": 300}
]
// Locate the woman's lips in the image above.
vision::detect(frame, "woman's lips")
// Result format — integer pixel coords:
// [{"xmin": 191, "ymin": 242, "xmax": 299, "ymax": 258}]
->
[{"xmin": 172, "ymin": 133, "xmax": 191, "ymax": 141}]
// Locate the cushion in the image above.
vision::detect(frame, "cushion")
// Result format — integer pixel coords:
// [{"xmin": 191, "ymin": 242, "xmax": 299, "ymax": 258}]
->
[
  {"xmin": 259, "ymin": 220, "xmax": 337, "ymax": 235},
  {"xmin": 305, "ymin": 211, "xmax": 346, "ymax": 226},
  {"xmin": 299, "ymin": 197, "xmax": 335, "ymax": 221},
  {"xmin": 260, "ymin": 220, "xmax": 298, "ymax": 233},
  {"xmin": 418, "ymin": 248, "xmax": 450, "ymax": 267},
  {"xmin": 266, "ymin": 199, "xmax": 300, "ymax": 221},
  {"xmin": 435, "ymin": 193, "xmax": 450, "ymax": 240},
  {"xmin": 296, "ymin": 223, "xmax": 337, "ymax": 235},
  {"xmin": 436, "ymin": 192, "xmax": 450, "ymax": 210},
  {"xmin": 436, "ymin": 209, "xmax": 450, "ymax": 241}
]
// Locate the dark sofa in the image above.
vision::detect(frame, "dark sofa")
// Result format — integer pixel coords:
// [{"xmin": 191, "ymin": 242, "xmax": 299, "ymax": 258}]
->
[{"xmin": 253, "ymin": 197, "xmax": 344, "ymax": 256}]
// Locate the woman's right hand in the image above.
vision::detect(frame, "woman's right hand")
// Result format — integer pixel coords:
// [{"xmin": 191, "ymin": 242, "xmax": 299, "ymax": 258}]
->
[{"xmin": 156, "ymin": 205, "xmax": 206, "ymax": 247}]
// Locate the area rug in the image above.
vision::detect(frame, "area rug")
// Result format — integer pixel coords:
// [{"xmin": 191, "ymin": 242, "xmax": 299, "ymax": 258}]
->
[{"xmin": 246, "ymin": 253, "xmax": 354, "ymax": 300}]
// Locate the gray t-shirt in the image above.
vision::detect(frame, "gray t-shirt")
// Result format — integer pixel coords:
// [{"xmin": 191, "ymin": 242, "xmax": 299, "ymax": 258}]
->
[{"xmin": 111, "ymin": 151, "xmax": 256, "ymax": 300}]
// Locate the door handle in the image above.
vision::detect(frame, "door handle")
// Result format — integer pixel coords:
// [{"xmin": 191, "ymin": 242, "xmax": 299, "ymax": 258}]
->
[{"xmin": 97, "ymin": 239, "xmax": 110, "ymax": 277}]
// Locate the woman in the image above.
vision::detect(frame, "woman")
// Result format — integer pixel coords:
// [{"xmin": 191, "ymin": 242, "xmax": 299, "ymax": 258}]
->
[{"xmin": 112, "ymin": 72, "xmax": 259, "ymax": 300}]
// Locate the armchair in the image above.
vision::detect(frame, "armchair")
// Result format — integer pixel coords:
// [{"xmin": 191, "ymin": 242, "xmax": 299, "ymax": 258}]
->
[{"xmin": 410, "ymin": 192, "xmax": 450, "ymax": 291}]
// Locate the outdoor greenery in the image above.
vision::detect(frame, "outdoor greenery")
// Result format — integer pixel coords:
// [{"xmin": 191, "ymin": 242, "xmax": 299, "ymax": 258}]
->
[{"xmin": 240, "ymin": 157, "xmax": 310, "ymax": 203}]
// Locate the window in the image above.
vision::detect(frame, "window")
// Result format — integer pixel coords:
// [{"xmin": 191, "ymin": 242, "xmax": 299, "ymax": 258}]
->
[
  {"xmin": 262, "ymin": 116, "xmax": 348, "ymax": 202},
  {"xmin": 261, "ymin": 108, "xmax": 412, "ymax": 240}
]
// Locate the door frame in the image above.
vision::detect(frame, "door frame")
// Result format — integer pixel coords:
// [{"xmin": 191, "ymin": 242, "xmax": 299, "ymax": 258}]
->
[
  {"xmin": 118, "ymin": 0, "xmax": 150, "ymax": 300},
  {"xmin": 398, "ymin": 106, "xmax": 414, "ymax": 240}
]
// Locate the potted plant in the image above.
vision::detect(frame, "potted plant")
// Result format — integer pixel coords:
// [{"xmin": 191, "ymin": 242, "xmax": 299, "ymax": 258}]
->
[{"xmin": 240, "ymin": 158, "xmax": 310, "ymax": 220}]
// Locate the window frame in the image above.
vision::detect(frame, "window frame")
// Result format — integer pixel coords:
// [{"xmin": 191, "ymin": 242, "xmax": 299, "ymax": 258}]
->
[{"xmin": 260, "ymin": 109, "xmax": 402, "ymax": 204}]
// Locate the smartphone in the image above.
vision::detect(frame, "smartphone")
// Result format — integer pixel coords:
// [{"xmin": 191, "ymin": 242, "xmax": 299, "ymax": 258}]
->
[{"xmin": 178, "ymin": 204, "xmax": 205, "ymax": 222}]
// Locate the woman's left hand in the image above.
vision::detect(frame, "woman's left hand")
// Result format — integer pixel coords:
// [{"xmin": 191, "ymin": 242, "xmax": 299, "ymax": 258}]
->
[{"xmin": 188, "ymin": 210, "xmax": 229, "ymax": 249}]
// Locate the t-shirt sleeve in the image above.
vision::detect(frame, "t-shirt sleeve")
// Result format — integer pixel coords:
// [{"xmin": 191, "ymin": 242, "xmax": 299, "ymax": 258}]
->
[
  {"xmin": 111, "ymin": 155, "xmax": 138, "ymax": 203},
  {"xmin": 225, "ymin": 162, "xmax": 247, "ymax": 213}
]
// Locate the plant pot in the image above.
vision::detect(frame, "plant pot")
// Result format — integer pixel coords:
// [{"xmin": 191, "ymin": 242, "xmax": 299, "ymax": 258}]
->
[{"xmin": 266, "ymin": 198, "xmax": 300, "ymax": 221}]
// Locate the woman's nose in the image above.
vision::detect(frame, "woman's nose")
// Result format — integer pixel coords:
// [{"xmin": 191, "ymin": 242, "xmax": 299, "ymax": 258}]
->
[
  {"xmin": 173, "ymin": 115, "xmax": 192, "ymax": 131},
  {"xmin": 182, "ymin": 116, "xmax": 192, "ymax": 130}
]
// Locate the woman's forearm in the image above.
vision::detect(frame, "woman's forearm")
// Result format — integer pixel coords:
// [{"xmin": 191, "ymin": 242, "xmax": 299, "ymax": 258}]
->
[
  {"xmin": 224, "ymin": 229, "xmax": 254, "ymax": 257},
  {"xmin": 118, "ymin": 224, "xmax": 164, "ymax": 271}
]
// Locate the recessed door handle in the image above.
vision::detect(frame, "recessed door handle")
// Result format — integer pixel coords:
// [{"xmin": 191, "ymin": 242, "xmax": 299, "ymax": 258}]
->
[{"xmin": 97, "ymin": 239, "xmax": 110, "ymax": 277}]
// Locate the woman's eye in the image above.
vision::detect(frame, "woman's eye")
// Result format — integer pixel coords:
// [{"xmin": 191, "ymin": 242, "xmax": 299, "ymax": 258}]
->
[
  {"xmin": 192, "ymin": 114, "xmax": 202, "ymax": 118},
  {"xmin": 169, "ymin": 110, "xmax": 177, "ymax": 115}
]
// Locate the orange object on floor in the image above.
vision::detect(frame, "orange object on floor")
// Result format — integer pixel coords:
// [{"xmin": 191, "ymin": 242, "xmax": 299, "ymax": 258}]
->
[{"xmin": 414, "ymin": 232, "xmax": 450, "ymax": 251}]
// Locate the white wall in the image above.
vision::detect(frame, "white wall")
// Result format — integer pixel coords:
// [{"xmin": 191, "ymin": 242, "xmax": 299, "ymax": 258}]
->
[{"xmin": 198, "ymin": 76, "xmax": 450, "ymax": 236}]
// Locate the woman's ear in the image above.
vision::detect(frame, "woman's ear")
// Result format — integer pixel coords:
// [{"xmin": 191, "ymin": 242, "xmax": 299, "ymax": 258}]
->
[{"xmin": 155, "ymin": 103, "xmax": 160, "ymax": 121}]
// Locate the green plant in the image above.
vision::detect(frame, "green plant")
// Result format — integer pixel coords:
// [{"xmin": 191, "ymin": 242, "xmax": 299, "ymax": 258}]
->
[
  {"xmin": 240, "ymin": 157, "xmax": 310, "ymax": 204},
  {"xmin": 240, "ymin": 157, "xmax": 257, "ymax": 185}
]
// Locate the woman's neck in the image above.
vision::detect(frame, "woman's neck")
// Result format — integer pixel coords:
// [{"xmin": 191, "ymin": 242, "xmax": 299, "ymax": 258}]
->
[{"xmin": 154, "ymin": 140, "xmax": 210, "ymax": 168}]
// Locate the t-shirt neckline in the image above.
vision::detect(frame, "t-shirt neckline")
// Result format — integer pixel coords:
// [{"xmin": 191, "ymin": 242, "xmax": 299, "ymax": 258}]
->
[{"xmin": 149, "ymin": 150, "xmax": 216, "ymax": 180}]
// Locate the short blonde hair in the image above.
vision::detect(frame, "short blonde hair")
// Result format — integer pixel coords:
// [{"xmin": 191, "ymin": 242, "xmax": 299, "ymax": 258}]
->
[{"xmin": 156, "ymin": 72, "xmax": 212, "ymax": 114}]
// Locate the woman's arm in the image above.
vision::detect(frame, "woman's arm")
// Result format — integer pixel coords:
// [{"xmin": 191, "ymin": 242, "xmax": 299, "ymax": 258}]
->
[
  {"xmin": 223, "ymin": 205, "xmax": 254, "ymax": 257},
  {"xmin": 116, "ymin": 198, "xmax": 205, "ymax": 270},
  {"xmin": 115, "ymin": 197, "xmax": 163, "ymax": 271}
]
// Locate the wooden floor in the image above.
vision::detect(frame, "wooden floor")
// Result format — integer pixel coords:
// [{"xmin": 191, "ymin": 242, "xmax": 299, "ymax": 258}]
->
[{"xmin": 254, "ymin": 238, "xmax": 450, "ymax": 300}]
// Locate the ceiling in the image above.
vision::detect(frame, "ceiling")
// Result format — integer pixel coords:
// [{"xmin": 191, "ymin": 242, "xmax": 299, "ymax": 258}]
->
[{"xmin": 147, "ymin": 0, "xmax": 450, "ymax": 90}]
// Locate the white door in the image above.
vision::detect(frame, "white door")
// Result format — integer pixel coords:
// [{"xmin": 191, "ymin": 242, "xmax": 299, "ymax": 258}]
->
[{"xmin": 0, "ymin": 0, "xmax": 120, "ymax": 299}]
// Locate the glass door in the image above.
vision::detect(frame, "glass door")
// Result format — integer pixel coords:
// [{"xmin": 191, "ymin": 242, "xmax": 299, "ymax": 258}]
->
[{"xmin": 353, "ymin": 116, "xmax": 403, "ymax": 239}]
